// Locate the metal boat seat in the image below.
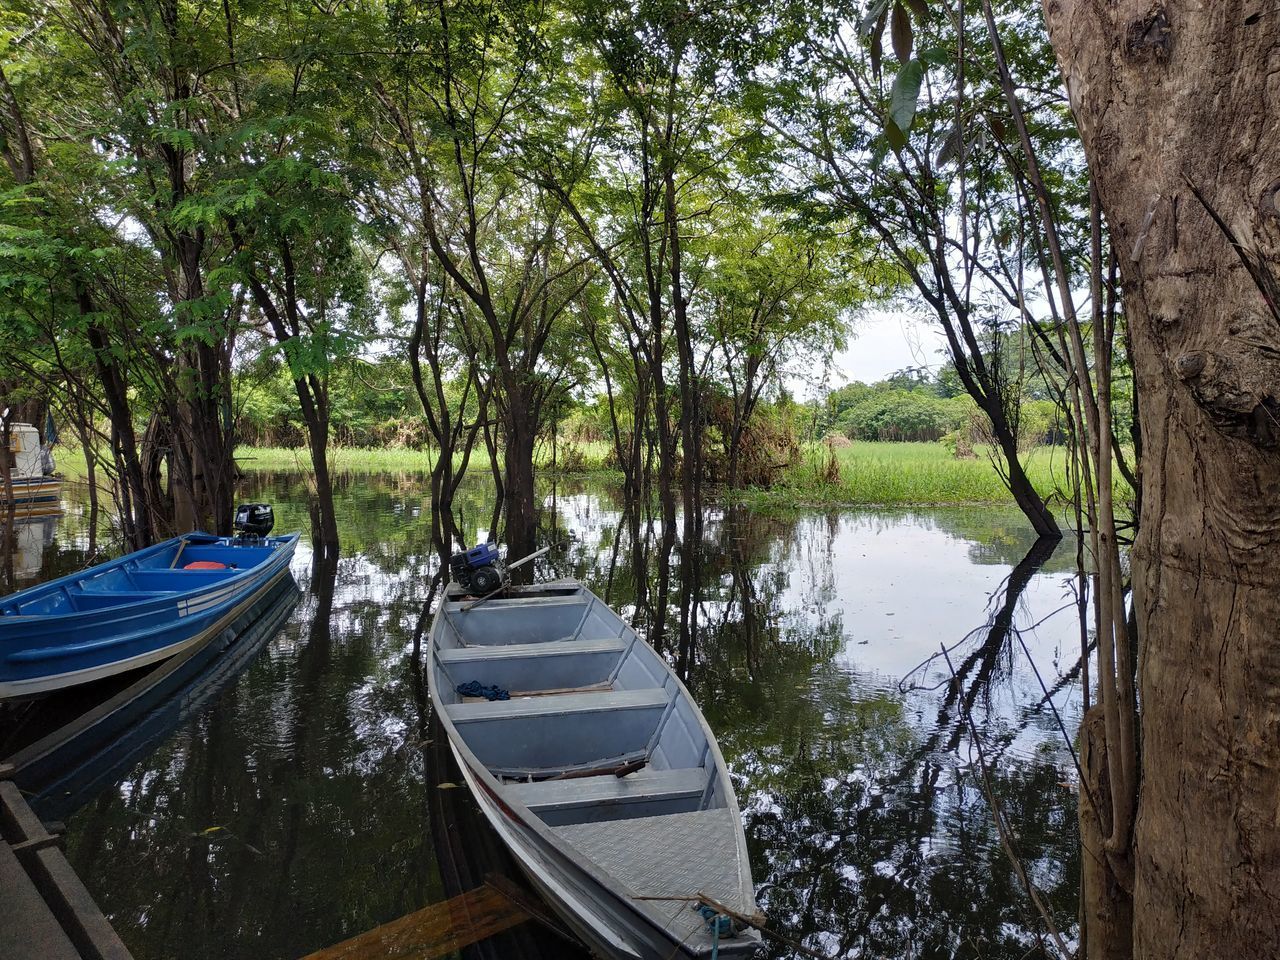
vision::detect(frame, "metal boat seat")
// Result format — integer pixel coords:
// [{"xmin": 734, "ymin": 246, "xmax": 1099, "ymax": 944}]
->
[
  {"xmin": 555, "ymin": 808, "xmax": 754, "ymax": 948},
  {"xmin": 445, "ymin": 688, "xmax": 670, "ymax": 773},
  {"xmin": 446, "ymin": 596, "xmax": 593, "ymax": 647},
  {"xmin": 438, "ymin": 637, "xmax": 629, "ymax": 693},
  {"xmin": 503, "ymin": 767, "xmax": 708, "ymax": 826}
]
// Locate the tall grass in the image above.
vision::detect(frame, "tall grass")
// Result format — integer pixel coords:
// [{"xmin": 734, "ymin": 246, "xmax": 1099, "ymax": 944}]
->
[
  {"xmin": 235, "ymin": 440, "xmax": 620, "ymax": 475},
  {"xmin": 738, "ymin": 441, "xmax": 1132, "ymax": 508},
  {"xmin": 58, "ymin": 440, "xmax": 1127, "ymax": 508}
]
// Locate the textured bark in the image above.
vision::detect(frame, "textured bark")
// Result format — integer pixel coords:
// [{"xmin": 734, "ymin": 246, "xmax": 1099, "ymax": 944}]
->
[
  {"xmin": 1079, "ymin": 707, "xmax": 1134, "ymax": 960},
  {"xmin": 503, "ymin": 400, "xmax": 539, "ymax": 575},
  {"xmin": 1044, "ymin": 3, "xmax": 1280, "ymax": 956}
]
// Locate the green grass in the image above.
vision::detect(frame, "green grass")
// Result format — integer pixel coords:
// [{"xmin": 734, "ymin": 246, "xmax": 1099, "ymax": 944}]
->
[
  {"xmin": 234, "ymin": 441, "xmax": 620, "ymax": 475},
  {"xmin": 736, "ymin": 441, "xmax": 1130, "ymax": 508},
  {"xmin": 237, "ymin": 446, "xmax": 442, "ymax": 472},
  {"xmin": 57, "ymin": 439, "xmax": 1129, "ymax": 508}
]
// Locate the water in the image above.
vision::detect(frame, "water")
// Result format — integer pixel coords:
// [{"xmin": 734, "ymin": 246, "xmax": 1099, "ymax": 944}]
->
[{"xmin": 5, "ymin": 473, "xmax": 1085, "ymax": 959}]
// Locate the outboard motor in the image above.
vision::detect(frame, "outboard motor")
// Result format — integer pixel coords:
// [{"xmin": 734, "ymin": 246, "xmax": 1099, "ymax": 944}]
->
[
  {"xmin": 449, "ymin": 542, "xmax": 506, "ymax": 595},
  {"xmin": 233, "ymin": 503, "xmax": 275, "ymax": 539}
]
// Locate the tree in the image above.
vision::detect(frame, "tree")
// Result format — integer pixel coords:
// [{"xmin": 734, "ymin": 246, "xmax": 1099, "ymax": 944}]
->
[
  {"xmin": 362, "ymin": 0, "xmax": 593, "ymax": 563},
  {"xmin": 207, "ymin": 12, "xmax": 374, "ymax": 563},
  {"xmin": 50, "ymin": 0, "xmax": 243, "ymax": 534},
  {"xmin": 757, "ymin": 0, "xmax": 1080, "ymax": 537},
  {"xmin": 702, "ymin": 211, "xmax": 855, "ymax": 488},
  {"xmin": 1044, "ymin": 3, "xmax": 1280, "ymax": 956}
]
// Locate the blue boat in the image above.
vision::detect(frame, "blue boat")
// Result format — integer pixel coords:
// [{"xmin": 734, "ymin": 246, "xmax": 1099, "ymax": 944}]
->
[{"xmin": 0, "ymin": 529, "xmax": 298, "ymax": 699}]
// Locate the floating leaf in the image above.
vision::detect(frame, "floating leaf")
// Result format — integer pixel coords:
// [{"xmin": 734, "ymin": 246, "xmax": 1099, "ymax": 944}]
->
[
  {"xmin": 201, "ymin": 825, "xmax": 226, "ymax": 835},
  {"xmin": 891, "ymin": 3, "xmax": 914, "ymax": 62},
  {"xmin": 889, "ymin": 59, "xmax": 925, "ymax": 134},
  {"xmin": 436, "ymin": 781, "xmax": 460, "ymax": 789}
]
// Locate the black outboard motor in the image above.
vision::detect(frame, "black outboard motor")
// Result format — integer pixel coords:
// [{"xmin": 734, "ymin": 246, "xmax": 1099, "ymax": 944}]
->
[
  {"xmin": 234, "ymin": 503, "xmax": 275, "ymax": 539},
  {"xmin": 449, "ymin": 542, "xmax": 506, "ymax": 595}
]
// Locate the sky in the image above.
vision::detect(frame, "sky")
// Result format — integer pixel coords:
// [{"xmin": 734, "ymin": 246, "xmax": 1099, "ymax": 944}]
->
[{"xmin": 798, "ymin": 309, "xmax": 951, "ymax": 400}]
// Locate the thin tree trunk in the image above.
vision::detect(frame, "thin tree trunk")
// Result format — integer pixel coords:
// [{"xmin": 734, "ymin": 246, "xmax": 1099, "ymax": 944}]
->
[{"xmin": 1, "ymin": 418, "xmax": 14, "ymax": 592}]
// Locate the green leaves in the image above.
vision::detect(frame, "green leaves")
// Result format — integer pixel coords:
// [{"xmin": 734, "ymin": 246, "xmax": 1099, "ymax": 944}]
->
[
  {"xmin": 887, "ymin": 58, "xmax": 924, "ymax": 144},
  {"xmin": 859, "ymin": 0, "xmax": 891, "ymax": 38},
  {"xmin": 890, "ymin": 3, "xmax": 913, "ymax": 62}
]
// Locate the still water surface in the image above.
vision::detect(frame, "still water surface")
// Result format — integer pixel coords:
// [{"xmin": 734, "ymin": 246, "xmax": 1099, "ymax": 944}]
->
[{"xmin": 9, "ymin": 472, "xmax": 1084, "ymax": 959}]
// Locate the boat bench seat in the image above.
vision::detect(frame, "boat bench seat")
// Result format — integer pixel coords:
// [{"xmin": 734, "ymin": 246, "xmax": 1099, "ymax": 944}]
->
[
  {"xmin": 439, "ymin": 638, "xmax": 628, "ymax": 694},
  {"xmin": 446, "ymin": 688, "xmax": 671, "ymax": 773},
  {"xmin": 438, "ymin": 637, "xmax": 627, "ymax": 664},
  {"xmin": 446, "ymin": 597, "xmax": 591, "ymax": 646},
  {"xmin": 504, "ymin": 767, "xmax": 708, "ymax": 825},
  {"xmin": 447, "ymin": 687, "xmax": 667, "ymax": 722},
  {"xmin": 131, "ymin": 569, "xmax": 235, "ymax": 591}
]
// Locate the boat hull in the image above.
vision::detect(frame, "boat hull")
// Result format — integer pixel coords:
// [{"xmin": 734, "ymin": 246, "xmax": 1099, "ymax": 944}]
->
[
  {"xmin": 452, "ymin": 744, "xmax": 760, "ymax": 960},
  {"xmin": 0, "ymin": 478, "xmax": 61, "ymax": 518},
  {"xmin": 0, "ymin": 532, "xmax": 298, "ymax": 699},
  {"xmin": 6, "ymin": 572, "xmax": 301, "ymax": 819},
  {"xmin": 429, "ymin": 581, "xmax": 761, "ymax": 959}
]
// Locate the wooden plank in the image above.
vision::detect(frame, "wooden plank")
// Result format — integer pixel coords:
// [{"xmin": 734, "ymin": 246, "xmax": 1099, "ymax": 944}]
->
[
  {"xmin": 1, "ymin": 781, "xmax": 134, "ymax": 960},
  {"xmin": 298, "ymin": 884, "xmax": 531, "ymax": 960},
  {"xmin": 24, "ymin": 845, "xmax": 134, "ymax": 960},
  {"xmin": 0, "ymin": 840, "xmax": 80, "ymax": 960},
  {"xmin": 0, "ymin": 779, "xmax": 46, "ymax": 839}
]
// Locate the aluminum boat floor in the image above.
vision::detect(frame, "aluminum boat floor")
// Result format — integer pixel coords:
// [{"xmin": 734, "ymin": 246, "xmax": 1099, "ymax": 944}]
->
[{"xmin": 554, "ymin": 808, "xmax": 750, "ymax": 948}]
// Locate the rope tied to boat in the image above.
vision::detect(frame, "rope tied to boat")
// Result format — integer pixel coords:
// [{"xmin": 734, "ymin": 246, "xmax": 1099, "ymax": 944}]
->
[
  {"xmin": 693, "ymin": 903, "xmax": 733, "ymax": 959},
  {"xmin": 455, "ymin": 680, "xmax": 509, "ymax": 701},
  {"xmin": 634, "ymin": 891, "xmax": 831, "ymax": 959}
]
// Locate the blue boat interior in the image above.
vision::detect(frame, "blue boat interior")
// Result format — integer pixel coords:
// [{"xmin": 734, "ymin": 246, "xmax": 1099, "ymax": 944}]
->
[{"xmin": 0, "ymin": 537, "xmax": 280, "ymax": 617}]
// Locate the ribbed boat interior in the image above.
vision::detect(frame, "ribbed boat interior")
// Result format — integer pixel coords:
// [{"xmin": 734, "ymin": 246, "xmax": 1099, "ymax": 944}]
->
[
  {"xmin": 435, "ymin": 586, "xmax": 729, "ymax": 825},
  {"xmin": 435, "ymin": 583, "xmax": 756, "ymax": 949}
]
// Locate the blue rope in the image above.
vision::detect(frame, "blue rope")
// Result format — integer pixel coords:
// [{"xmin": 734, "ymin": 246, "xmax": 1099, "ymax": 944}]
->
[
  {"xmin": 455, "ymin": 680, "xmax": 509, "ymax": 701},
  {"xmin": 693, "ymin": 904, "xmax": 732, "ymax": 959}
]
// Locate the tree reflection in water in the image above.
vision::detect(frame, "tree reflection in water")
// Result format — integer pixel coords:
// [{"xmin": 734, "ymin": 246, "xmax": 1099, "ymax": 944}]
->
[
  {"xmin": 555, "ymin": 496, "xmax": 1082, "ymax": 958},
  {"xmin": 31, "ymin": 474, "xmax": 1083, "ymax": 960}
]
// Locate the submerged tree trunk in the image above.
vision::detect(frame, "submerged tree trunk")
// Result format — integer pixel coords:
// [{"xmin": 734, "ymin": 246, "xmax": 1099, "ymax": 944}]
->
[
  {"xmin": 1046, "ymin": 4, "xmax": 1280, "ymax": 955},
  {"xmin": 82, "ymin": 300, "xmax": 155, "ymax": 548},
  {"xmin": 305, "ymin": 415, "xmax": 339, "ymax": 565},
  {"xmin": 991, "ymin": 420, "xmax": 1061, "ymax": 539},
  {"xmin": 1079, "ymin": 706, "xmax": 1134, "ymax": 960},
  {"xmin": 503, "ymin": 397, "xmax": 539, "ymax": 575}
]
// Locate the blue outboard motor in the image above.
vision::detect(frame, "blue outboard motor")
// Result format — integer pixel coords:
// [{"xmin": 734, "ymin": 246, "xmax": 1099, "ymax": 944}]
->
[{"xmin": 449, "ymin": 542, "xmax": 506, "ymax": 595}]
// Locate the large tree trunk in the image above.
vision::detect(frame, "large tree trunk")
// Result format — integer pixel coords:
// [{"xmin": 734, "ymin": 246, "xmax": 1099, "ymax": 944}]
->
[
  {"xmin": 503, "ymin": 395, "xmax": 539, "ymax": 573},
  {"xmin": 1045, "ymin": 4, "xmax": 1280, "ymax": 956}
]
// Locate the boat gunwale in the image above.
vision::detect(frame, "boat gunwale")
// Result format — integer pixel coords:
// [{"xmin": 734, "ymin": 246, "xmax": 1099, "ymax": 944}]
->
[
  {"xmin": 0, "ymin": 532, "xmax": 300, "ymax": 621},
  {"xmin": 427, "ymin": 579, "xmax": 759, "ymax": 956}
]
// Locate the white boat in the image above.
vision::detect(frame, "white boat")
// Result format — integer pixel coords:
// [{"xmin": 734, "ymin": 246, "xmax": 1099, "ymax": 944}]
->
[
  {"xmin": 429, "ymin": 580, "xmax": 762, "ymax": 959},
  {"xmin": 2, "ymin": 422, "xmax": 60, "ymax": 519}
]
